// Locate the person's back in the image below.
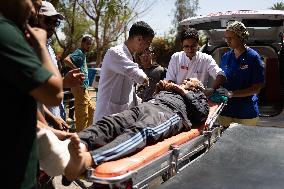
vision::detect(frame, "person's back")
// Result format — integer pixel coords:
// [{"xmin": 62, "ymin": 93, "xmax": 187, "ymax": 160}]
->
[
  {"xmin": 0, "ymin": 15, "xmax": 42, "ymax": 189},
  {"xmin": 94, "ymin": 21, "xmax": 155, "ymax": 122}
]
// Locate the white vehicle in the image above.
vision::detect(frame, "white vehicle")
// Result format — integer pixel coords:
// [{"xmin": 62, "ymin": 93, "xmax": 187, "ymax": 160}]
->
[
  {"xmin": 180, "ymin": 10, "xmax": 284, "ymax": 127},
  {"xmin": 158, "ymin": 10, "xmax": 284, "ymax": 189}
]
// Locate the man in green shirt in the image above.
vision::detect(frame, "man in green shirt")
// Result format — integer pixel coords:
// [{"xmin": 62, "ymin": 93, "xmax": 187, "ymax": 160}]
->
[
  {"xmin": 64, "ymin": 36, "xmax": 96, "ymax": 132},
  {"xmin": 0, "ymin": 0, "xmax": 63, "ymax": 188}
]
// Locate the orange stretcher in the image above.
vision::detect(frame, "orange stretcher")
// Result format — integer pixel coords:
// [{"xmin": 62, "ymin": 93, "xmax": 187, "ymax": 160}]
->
[{"xmin": 78, "ymin": 101, "xmax": 226, "ymax": 189}]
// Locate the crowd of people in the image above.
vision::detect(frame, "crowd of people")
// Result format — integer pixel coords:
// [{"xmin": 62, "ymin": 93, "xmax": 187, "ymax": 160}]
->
[{"xmin": 0, "ymin": 0, "xmax": 264, "ymax": 188}]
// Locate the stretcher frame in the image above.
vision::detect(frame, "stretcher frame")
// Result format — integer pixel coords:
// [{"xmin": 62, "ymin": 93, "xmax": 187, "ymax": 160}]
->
[{"xmin": 76, "ymin": 102, "xmax": 226, "ymax": 189}]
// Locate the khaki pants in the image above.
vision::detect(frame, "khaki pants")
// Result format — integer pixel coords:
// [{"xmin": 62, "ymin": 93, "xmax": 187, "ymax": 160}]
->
[
  {"xmin": 218, "ymin": 115, "xmax": 259, "ymax": 128},
  {"xmin": 71, "ymin": 87, "xmax": 95, "ymax": 132}
]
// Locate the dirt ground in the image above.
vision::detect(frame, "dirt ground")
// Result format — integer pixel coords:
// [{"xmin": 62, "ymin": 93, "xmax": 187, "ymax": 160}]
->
[{"xmin": 53, "ymin": 176, "xmax": 92, "ymax": 189}]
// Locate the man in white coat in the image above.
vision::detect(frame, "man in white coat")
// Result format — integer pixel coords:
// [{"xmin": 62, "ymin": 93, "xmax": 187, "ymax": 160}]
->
[
  {"xmin": 166, "ymin": 28, "xmax": 226, "ymax": 89},
  {"xmin": 94, "ymin": 21, "xmax": 154, "ymax": 122}
]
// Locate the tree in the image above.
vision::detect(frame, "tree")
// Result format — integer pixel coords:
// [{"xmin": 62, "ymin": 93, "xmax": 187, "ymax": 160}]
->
[
  {"xmin": 171, "ymin": 0, "xmax": 199, "ymax": 53},
  {"xmin": 270, "ymin": 2, "xmax": 284, "ymax": 10},
  {"xmin": 77, "ymin": 0, "xmax": 153, "ymax": 66},
  {"xmin": 48, "ymin": 0, "xmax": 94, "ymax": 68},
  {"xmin": 151, "ymin": 36, "xmax": 176, "ymax": 67},
  {"xmin": 172, "ymin": 0, "xmax": 199, "ymax": 34}
]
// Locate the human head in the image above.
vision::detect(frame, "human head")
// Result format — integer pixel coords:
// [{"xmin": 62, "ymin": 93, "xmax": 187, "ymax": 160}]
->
[
  {"xmin": 225, "ymin": 21, "xmax": 249, "ymax": 49},
  {"xmin": 29, "ymin": 0, "xmax": 42, "ymax": 27},
  {"xmin": 180, "ymin": 28, "xmax": 199, "ymax": 59},
  {"xmin": 38, "ymin": 1, "xmax": 63, "ymax": 38},
  {"xmin": 81, "ymin": 35, "xmax": 93, "ymax": 52},
  {"xmin": 129, "ymin": 21, "xmax": 155, "ymax": 53},
  {"xmin": 0, "ymin": 0, "xmax": 35, "ymax": 29},
  {"xmin": 180, "ymin": 78, "xmax": 205, "ymax": 92},
  {"xmin": 138, "ymin": 46, "xmax": 155, "ymax": 68}
]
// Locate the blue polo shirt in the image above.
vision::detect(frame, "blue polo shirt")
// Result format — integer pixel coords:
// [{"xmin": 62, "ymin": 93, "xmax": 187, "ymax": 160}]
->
[
  {"xmin": 70, "ymin": 48, "xmax": 89, "ymax": 88},
  {"xmin": 220, "ymin": 47, "xmax": 264, "ymax": 119}
]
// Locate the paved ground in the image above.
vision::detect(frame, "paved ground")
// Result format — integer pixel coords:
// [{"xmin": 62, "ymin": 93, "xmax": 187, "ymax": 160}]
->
[
  {"xmin": 52, "ymin": 175, "xmax": 163, "ymax": 189},
  {"xmin": 52, "ymin": 88, "xmax": 97, "ymax": 189},
  {"xmin": 53, "ymin": 176, "xmax": 92, "ymax": 189}
]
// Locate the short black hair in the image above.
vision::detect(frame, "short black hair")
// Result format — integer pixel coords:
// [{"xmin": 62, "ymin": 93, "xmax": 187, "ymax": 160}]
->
[
  {"xmin": 180, "ymin": 28, "xmax": 199, "ymax": 43},
  {"xmin": 82, "ymin": 36, "xmax": 93, "ymax": 43},
  {"xmin": 129, "ymin": 21, "xmax": 155, "ymax": 39}
]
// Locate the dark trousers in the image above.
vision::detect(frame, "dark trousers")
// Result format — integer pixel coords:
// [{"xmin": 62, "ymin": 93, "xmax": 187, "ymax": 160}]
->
[{"xmin": 79, "ymin": 102, "xmax": 184, "ymax": 165}]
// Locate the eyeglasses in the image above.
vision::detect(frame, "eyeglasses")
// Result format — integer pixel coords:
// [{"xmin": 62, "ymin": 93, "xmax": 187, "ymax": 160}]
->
[
  {"xmin": 44, "ymin": 17, "xmax": 61, "ymax": 27},
  {"xmin": 182, "ymin": 44, "xmax": 198, "ymax": 49}
]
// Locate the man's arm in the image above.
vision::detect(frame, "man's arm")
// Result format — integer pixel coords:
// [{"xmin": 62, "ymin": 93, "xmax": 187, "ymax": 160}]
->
[
  {"xmin": 105, "ymin": 49, "xmax": 149, "ymax": 85},
  {"xmin": 26, "ymin": 26, "xmax": 63, "ymax": 106},
  {"xmin": 228, "ymin": 83, "xmax": 264, "ymax": 98},
  {"xmin": 184, "ymin": 90, "xmax": 209, "ymax": 125},
  {"xmin": 37, "ymin": 110, "xmax": 72, "ymax": 140},
  {"xmin": 169, "ymin": 83, "xmax": 209, "ymax": 125},
  {"xmin": 42, "ymin": 105, "xmax": 69, "ymax": 131},
  {"xmin": 212, "ymin": 74, "xmax": 226, "ymax": 90},
  {"xmin": 64, "ymin": 55, "xmax": 78, "ymax": 69},
  {"xmin": 154, "ymin": 80, "xmax": 173, "ymax": 94},
  {"xmin": 63, "ymin": 68, "xmax": 85, "ymax": 88},
  {"xmin": 165, "ymin": 54, "xmax": 177, "ymax": 83}
]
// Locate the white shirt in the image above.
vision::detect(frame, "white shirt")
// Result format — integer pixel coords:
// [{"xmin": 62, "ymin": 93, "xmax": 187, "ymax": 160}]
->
[
  {"xmin": 165, "ymin": 51, "xmax": 225, "ymax": 86},
  {"xmin": 46, "ymin": 40, "xmax": 61, "ymax": 118},
  {"xmin": 94, "ymin": 44, "xmax": 147, "ymax": 122}
]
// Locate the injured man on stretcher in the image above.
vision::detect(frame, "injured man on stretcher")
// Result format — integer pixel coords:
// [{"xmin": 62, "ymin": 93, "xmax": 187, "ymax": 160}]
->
[{"xmin": 38, "ymin": 78, "xmax": 209, "ymax": 181}]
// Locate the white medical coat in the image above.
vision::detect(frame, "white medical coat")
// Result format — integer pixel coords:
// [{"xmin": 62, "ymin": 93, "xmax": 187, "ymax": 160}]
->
[
  {"xmin": 94, "ymin": 44, "xmax": 147, "ymax": 122},
  {"xmin": 165, "ymin": 51, "xmax": 225, "ymax": 86}
]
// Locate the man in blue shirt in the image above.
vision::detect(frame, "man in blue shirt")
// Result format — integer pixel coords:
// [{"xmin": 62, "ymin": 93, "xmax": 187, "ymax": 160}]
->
[
  {"xmin": 64, "ymin": 36, "xmax": 95, "ymax": 132},
  {"xmin": 218, "ymin": 21, "xmax": 264, "ymax": 127}
]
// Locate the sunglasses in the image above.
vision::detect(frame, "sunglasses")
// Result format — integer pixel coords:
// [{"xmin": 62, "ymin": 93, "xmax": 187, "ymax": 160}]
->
[{"xmin": 44, "ymin": 17, "xmax": 61, "ymax": 27}]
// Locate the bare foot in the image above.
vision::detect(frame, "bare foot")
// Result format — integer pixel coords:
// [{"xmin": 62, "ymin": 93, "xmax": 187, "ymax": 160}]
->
[{"xmin": 64, "ymin": 134, "xmax": 86, "ymax": 181}]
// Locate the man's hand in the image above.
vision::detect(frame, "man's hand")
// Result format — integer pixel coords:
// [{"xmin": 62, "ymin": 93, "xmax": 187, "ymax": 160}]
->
[
  {"xmin": 216, "ymin": 87, "xmax": 233, "ymax": 98},
  {"xmin": 170, "ymin": 83, "xmax": 188, "ymax": 96},
  {"xmin": 63, "ymin": 68, "xmax": 85, "ymax": 88},
  {"xmin": 154, "ymin": 80, "xmax": 170, "ymax": 94},
  {"xmin": 64, "ymin": 56, "xmax": 78, "ymax": 69},
  {"xmin": 142, "ymin": 77, "xmax": 149, "ymax": 87},
  {"xmin": 53, "ymin": 130, "xmax": 75, "ymax": 140},
  {"xmin": 204, "ymin": 88, "xmax": 214, "ymax": 97},
  {"xmin": 53, "ymin": 117, "xmax": 70, "ymax": 131},
  {"xmin": 25, "ymin": 24, "xmax": 47, "ymax": 50}
]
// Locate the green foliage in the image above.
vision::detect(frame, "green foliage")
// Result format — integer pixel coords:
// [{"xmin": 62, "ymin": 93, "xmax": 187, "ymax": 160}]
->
[
  {"xmin": 77, "ymin": 0, "xmax": 144, "ymax": 66},
  {"xmin": 151, "ymin": 36, "xmax": 177, "ymax": 68},
  {"xmin": 172, "ymin": 0, "xmax": 200, "ymax": 53},
  {"xmin": 58, "ymin": 1, "xmax": 93, "ymax": 48},
  {"xmin": 173, "ymin": 0, "xmax": 199, "ymax": 30},
  {"xmin": 270, "ymin": 2, "xmax": 284, "ymax": 10}
]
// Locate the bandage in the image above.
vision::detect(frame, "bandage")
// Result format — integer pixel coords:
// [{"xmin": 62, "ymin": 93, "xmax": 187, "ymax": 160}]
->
[{"xmin": 37, "ymin": 128, "xmax": 70, "ymax": 176}]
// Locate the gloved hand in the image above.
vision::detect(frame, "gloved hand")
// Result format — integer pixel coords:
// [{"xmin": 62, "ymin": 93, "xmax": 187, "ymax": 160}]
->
[{"xmin": 216, "ymin": 87, "xmax": 233, "ymax": 98}]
